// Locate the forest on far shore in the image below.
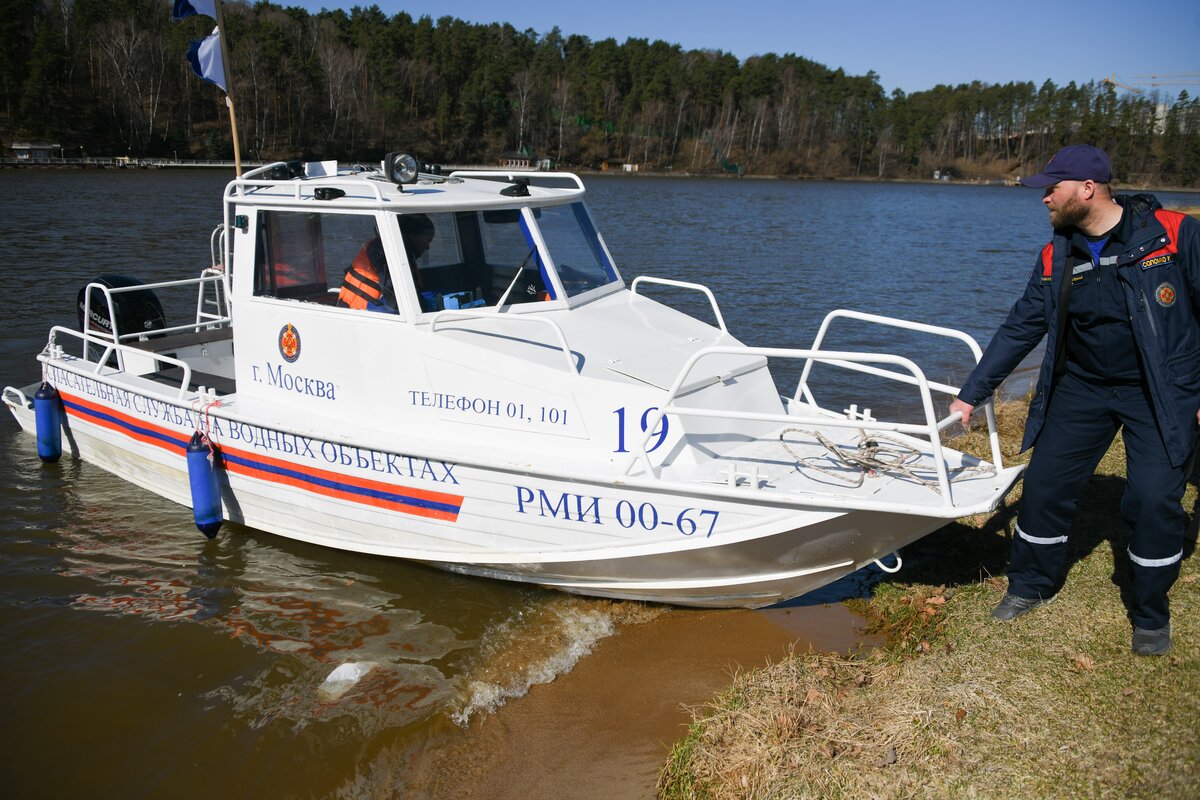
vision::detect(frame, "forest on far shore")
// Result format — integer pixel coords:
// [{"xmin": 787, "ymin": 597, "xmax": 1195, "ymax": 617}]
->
[{"xmin": 4, "ymin": 0, "xmax": 1199, "ymax": 185}]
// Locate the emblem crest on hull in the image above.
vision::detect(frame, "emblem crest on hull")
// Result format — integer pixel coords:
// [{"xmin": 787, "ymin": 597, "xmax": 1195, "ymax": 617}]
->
[{"xmin": 278, "ymin": 323, "xmax": 301, "ymax": 362}]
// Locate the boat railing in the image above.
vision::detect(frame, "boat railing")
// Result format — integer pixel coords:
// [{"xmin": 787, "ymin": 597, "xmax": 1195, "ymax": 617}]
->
[
  {"xmin": 226, "ymin": 162, "xmax": 388, "ymax": 207},
  {"xmin": 200, "ymin": 223, "xmax": 230, "ymax": 325},
  {"xmin": 793, "ymin": 309, "xmax": 1001, "ymax": 468},
  {"xmin": 623, "ymin": 343, "xmax": 1003, "ymax": 512},
  {"xmin": 43, "ymin": 326, "xmax": 198, "ymax": 400},
  {"xmin": 628, "ymin": 276, "xmax": 728, "ymax": 334},
  {"xmin": 208, "ymin": 223, "xmax": 226, "ymax": 272},
  {"xmin": 428, "ymin": 310, "xmax": 579, "ymax": 373},
  {"xmin": 2, "ymin": 385, "xmax": 30, "ymax": 409},
  {"xmin": 196, "ymin": 267, "xmax": 230, "ymax": 324},
  {"xmin": 448, "ymin": 170, "xmax": 587, "ymax": 193},
  {"xmin": 81, "ymin": 275, "xmax": 232, "ymax": 372}
]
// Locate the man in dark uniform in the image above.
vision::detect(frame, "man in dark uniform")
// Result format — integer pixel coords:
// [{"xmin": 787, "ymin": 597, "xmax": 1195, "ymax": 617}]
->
[{"xmin": 950, "ymin": 144, "xmax": 1200, "ymax": 656}]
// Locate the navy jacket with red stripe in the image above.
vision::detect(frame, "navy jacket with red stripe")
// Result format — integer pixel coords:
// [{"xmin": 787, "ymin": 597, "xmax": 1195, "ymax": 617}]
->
[{"xmin": 958, "ymin": 194, "xmax": 1200, "ymax": 466}]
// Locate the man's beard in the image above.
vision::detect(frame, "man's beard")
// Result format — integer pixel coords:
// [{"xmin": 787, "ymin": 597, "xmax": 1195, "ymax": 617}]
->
[{"xmin": 1049, "ymin": 194, "xmax": 1088, "ymax": 229}]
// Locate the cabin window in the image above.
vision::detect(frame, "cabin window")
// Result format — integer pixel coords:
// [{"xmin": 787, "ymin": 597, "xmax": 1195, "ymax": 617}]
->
[
  {"xmin": 253, "ymin": 211, "xmax": 326, "ymax": 298},
  {"xmin": 397, "ymin": 208, "xmax": 553, "ymax": 312},
  {"xmin": 254, "ymin": 211, "xmax": 395, "ymax": 313},
  {"xmin": 532, "ymin": 202, "xmax": 617, "ymax": 297}
]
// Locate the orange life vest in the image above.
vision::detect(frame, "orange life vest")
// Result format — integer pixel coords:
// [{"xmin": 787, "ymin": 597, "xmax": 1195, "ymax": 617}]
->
[{"xmin": 337, "ymin": 246, "xmax": 387, "ymax": 309}]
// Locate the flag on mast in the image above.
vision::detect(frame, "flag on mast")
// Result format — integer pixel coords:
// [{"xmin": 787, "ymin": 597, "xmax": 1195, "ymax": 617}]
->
[
  {"xmin": 172, "ymin": 0, "xmax": 218, "ymax": 20},
  {"xmin": 172, "ymin": 0, "xmax": 242, "ymax": 175},
  {"xmin": 186, "ymin": 29, "xmax": 227, "ymax": 92}
]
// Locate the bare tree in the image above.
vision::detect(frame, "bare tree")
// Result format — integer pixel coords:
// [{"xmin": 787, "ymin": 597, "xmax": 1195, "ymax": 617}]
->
[
  {"xmin": 511, "ymin": 69, "xmax": 535, "ymax": 152},
  {"xmin": 94, "ymin": 17, "xmax": 169, "ymax": 152},
  {"xmin": 553, "ymin": 75, "xmax": 570, "ymax": 159},
  {"xmin": 669, "ymin": 87, "xmax": 690, "ymax": 165},
  {"xmin": 315, "ymin": 21, "xmax": 365, "ymax": 144}
]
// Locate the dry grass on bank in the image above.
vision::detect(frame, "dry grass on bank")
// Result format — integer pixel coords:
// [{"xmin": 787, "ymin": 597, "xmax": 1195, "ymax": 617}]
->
[{"xmin": 658, "ymin": 398, "xmax": 1200, "ymax": 799}]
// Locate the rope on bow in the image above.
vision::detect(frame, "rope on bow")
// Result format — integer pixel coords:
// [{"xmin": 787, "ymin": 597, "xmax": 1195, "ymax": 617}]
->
[{"xmin": 779, "ymin": 427, "xmax": 994, "ymax": 494}]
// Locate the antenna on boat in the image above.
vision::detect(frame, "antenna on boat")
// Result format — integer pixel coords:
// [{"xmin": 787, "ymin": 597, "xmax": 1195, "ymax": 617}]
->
[{"xmin": 172, "ymin": 0, "xmax": 243, "ymax": 176}]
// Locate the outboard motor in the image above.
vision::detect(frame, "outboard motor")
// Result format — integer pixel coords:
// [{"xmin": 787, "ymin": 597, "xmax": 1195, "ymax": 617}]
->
[{"xmin": 76, "ymin": 274, "xmax": 166, "ymax": 362}]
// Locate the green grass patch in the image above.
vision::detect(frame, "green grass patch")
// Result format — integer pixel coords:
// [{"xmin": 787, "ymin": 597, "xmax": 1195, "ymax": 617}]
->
[{"xmin": 658, "ymin": 398, "xmax": 1200, "ymax": 799}]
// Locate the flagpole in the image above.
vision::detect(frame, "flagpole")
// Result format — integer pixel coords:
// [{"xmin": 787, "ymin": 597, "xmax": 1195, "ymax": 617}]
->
[
  {"xmin": 225, "ymin": 98, "xmax": 243, "ymax": 178},
  {"xmin": 211, "ymin": 0, "xmax": 242, "ymax": 176}
]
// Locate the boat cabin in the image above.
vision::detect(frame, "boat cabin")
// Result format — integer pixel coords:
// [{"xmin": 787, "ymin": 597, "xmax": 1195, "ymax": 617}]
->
[{"xmin": 204, "ymin": 158, "xmax": 775, "ymax": 470}]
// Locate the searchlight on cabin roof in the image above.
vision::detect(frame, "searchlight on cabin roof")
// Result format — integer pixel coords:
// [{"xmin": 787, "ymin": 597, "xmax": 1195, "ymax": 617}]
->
[{"xmin": 383, "ymin": 152, "xmax": 420, "ymax": 186}]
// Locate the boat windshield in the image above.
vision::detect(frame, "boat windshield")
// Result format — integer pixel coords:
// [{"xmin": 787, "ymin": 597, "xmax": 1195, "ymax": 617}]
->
[
  {"xmin": 531, "ymin": 202, "xmax": 618, "ymax": 297},
  {"xmin": 398, "ymin": 208, "xmax": 550, "ymax": 312},
  {"xmin": 397, "ymin": 201, "xmax": 617, "ymax": 312}
]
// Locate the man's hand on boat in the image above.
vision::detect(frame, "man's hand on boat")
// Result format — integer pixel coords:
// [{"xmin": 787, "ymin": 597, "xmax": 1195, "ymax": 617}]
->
[{"xmin": 949, "ymin": 398, "xmax": 975, "ymax": 429}]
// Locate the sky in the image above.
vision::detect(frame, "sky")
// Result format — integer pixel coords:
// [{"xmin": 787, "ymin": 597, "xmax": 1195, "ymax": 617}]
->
[{"xmin": 280, "ymin": 0, "xmax": 1200, "ymax": 95}]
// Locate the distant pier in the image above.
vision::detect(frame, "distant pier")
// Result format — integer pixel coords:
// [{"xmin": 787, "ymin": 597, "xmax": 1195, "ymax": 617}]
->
[{"xmin": 0, "ymin": 157, "xmax": 259, "ymax": 169}]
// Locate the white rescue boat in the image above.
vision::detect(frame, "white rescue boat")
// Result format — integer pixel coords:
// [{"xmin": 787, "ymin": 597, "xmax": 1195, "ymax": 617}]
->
[{"xmin": 3, "ymin": 156, "xmax": 1021, "ymax": 607}]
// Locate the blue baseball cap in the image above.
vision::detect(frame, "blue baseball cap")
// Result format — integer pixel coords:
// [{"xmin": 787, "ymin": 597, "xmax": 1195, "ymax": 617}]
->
[{"xmin": 1020, "ymin": 144, "xmax": 1112, "ymax": 187}]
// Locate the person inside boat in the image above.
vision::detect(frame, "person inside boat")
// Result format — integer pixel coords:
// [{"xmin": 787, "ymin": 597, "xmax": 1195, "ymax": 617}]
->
[
  {"xmin": 949, "ymin": 144, "xmax": 1200, "ymax": 657},
  {"xmin": 398, "ymin": 213, "xmax": 439, "ymax": 311},
  {"xmin": 337, "ymin": 236, "xmax": 397, "ymax": 313}
]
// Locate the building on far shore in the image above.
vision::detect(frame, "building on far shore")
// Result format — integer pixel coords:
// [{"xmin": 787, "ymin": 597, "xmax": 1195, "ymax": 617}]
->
[
  {"xmin": 500, "ymin": 150, "xmax": 533, "ymax": 169},
  {"xmin": 600, "ymin": 158, "xmax": 639, "ymax": 173},
  {"xmin": 11, "ymin": 142, "xmax": 62, "ymax": 160}
]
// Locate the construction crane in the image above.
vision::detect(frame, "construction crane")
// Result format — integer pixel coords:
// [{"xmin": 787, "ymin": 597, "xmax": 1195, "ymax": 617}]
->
[
  {"xmin": 1103, "ymin": 73, "xmax": 1143, "ymax": 94},
  {"xmin": 1104, "ymin": 72, "xmax": 1199, "ymax": 94},
  {"xmin": 1130, "ymin": 73, "xmax": 1200, "ymax": 89}
]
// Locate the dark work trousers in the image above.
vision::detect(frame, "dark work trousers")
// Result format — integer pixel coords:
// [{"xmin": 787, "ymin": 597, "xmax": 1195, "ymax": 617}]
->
[{"xmin": 1011, "ymin": 371, "xmax": 1192, "ymax": 630}]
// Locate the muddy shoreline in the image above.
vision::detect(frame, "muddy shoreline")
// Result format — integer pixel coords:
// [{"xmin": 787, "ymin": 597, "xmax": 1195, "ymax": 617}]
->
[{"xmin": 384, "ymin": 602, "xmax": 873, "ymax": 798}]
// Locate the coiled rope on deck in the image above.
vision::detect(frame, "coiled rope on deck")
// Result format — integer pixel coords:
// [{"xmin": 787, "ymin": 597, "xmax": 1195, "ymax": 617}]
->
[{"xmin": 779, "ymin": 428, "xmax": 994, "ymax": 494}]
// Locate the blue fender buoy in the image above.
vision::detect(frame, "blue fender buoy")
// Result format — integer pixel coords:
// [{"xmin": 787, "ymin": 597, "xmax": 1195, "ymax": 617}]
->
[
  {"xmin": 186, "ymin": 431, "xmax": 223, "ymax": 538},
  {"xmin": 33, "ymin": 382, "xmax": 62, "ymax": 463}
]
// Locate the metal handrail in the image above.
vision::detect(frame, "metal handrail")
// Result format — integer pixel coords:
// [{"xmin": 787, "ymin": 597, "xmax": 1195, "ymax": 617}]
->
[
  {"xmin": 227, "ymin": 162, "xmax": 387, "ymax": 203},
  {"xmin": 209, "ymin": 223, "xmax": 225, "ymax": 269},
  {"xmin": 428, "ymin": 310, "xmax": 579, "ymax": 373},
  {"xmin": 447, "ymin": 170, "xmax": 587, "ymax": 192},
  {"xmin": 195, "ymin": 268, "xmax": 230, "ymax": 324},
  {"xmin": 794, "ymin": 309, "xmax": 1001, "ymax": 468},
  {"xmin": 206, "ymin": 221, "xmax": 231, "ymax": 311},
  {"xmin": 623, "ymin": 345, "xmax": 1004, "ymax": 509},
  {"xmin": 2, "ymin": 385, "xmax": 30, "ymax": 408},
  {"xmin": 82, "ymin": 276, "xmax": 231, "ymax": 353},
  {"xmin": 45, "ymin": 326, "xmax": 196, "ymax": 400},
  {"xmin": 202, "ymin": 223, "xmax": 230, "ymax": 322},
  {"xmin": 629, "ymin": 276, "xmax": 728, "ymax": 334}
]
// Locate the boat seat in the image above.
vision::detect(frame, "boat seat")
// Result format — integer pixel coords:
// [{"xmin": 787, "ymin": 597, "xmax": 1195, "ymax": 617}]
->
[
  {"xmin": 146, "ymin": 365, "xmax": 237, "ymax": 396},
  {"xmin": 127, "ymin": 326, "xmax": 232, "ymax": 353}
]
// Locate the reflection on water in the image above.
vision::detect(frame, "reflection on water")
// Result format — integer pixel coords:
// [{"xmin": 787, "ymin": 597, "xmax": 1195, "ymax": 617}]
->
[
  {"xmin": 46, "ymin": 461, "xmax": 658, "ymax": 732},
  {"xmin": 1, "ymin": 438, "xmax": 656, "ymax": 796}
]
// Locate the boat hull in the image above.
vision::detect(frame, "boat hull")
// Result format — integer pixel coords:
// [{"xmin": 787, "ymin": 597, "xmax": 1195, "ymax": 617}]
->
[
  {"xmin": 6, "ymin": 374, "xmax": 954, "ymax": 609},
  {"xmin": 427, "ymin": 508, "xmax": 944, "ymax": 607}
]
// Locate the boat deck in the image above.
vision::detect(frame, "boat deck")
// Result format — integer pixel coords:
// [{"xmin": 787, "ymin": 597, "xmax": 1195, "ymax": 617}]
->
[{"xmin": 661, "ymin": 420, "xmax": 1010, "ymax": 515}]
